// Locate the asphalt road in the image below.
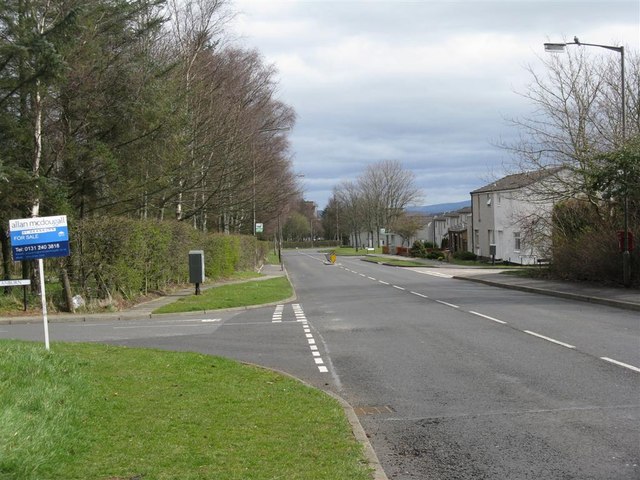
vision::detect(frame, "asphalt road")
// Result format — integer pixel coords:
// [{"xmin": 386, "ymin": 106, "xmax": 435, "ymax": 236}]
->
[{"xmin": 2, "ymin": 250, "xmax": 639, "ymax": 479}]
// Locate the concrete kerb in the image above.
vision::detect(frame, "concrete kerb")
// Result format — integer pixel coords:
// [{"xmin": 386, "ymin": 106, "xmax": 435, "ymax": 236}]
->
[
  {"xmin": 455, "ymin": 276, "xmax": 640, "ymax": 312},
  {"xmin": 324, "ymin": 390, "xmax": 389, "ymax": 480}
]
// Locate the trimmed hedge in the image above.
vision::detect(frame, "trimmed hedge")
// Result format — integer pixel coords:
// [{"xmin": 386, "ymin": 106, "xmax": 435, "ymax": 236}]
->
[{"xmin": 69, "ymin": 217, "xmax": 265, "ymax": 300}]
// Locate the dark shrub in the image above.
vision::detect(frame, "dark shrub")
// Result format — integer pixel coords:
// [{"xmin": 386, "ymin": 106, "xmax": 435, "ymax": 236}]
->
[
  {"xmin": 453, "ymin": 251, "xmax": 477, "ymax": 261},
  {"xmin": 410, "ymin": 240, "xmax": 426, "ymax": 258}
]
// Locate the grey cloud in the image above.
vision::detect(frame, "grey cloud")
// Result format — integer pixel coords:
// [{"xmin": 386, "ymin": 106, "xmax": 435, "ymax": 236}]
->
[{"xmin": 232, "ymin": 0, "xmax": 639, "ymax": 208}]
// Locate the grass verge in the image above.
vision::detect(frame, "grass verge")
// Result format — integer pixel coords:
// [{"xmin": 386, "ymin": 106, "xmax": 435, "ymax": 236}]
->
[
  {"xmin": 0, "ymin": 340, "xmax": 371, "ymax": 480},
  {"xmin": 318, "ymin": 247, "xmax": 381, "ymax": 256},
  {"xmin": 153, "ymin": 276, "xmax": 293, "ymax": 314},
  {"xmin": 265, "ymin": 249, "xmax": 280, "ymax": 265},
  {"xmin": 499, "ymin": 267, "xmax": 551, "ymax": 277},
  {"xmin": 361, "ymin": 256, "xmax": 430, "ymax": 267}
]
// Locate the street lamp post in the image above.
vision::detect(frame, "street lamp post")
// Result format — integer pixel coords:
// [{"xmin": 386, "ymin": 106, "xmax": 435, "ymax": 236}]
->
[{"xmin": 544, "ymin": 37, "xmax": 630, "ymax": 287}]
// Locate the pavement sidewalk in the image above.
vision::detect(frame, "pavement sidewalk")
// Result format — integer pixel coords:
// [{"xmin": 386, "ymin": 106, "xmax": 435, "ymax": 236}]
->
[{"xmin": 373, "ymin": 254, "xmax": 640, "ymax": 312}]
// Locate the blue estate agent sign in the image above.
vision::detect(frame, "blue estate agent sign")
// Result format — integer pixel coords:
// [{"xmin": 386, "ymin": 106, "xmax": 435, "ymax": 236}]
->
[{"xmin": 9, "ymin": 215, "xmax": 70, "ymax": 261}]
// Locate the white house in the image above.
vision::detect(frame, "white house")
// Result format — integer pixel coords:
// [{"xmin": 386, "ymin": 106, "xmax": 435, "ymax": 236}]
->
[
  {"xmin": 407, "ymin": 207, "xmax": 471, "ymax": 249},
  {"xmin": 470, "ymin": 169, "xmax": 564, "ymax": 264},
  {"xmin": 447, "ymin": 207, "xmax": 472, "ymax": 253}
]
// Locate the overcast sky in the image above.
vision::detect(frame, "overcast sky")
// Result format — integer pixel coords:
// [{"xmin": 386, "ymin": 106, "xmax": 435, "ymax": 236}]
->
[{"xmin": 228, "ymin": 0, "xmax": 639, "ymax": 209}]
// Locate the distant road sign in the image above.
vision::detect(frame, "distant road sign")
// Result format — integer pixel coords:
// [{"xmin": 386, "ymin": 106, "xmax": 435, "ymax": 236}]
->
[
  {"xmin": 0, "ymin": 279, "xmax": 30, "ymax": 287},
  {"xmin": 9, "ymin": 215, "xmax": 70, "ymax": 261},
  {"xmin": 255, "ymin": 223, "xmax": 264, "ymax": 233}
]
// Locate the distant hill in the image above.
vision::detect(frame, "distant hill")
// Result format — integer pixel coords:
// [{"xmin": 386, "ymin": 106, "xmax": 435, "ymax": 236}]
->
[{"xmin": 407, "ymin": 200, "xmax": 470, "ymax": 215}]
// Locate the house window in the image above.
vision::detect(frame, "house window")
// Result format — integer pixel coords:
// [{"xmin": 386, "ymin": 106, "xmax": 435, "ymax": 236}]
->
[
  {"xmin": 488, "ymin": 229, "xmax": 495, "ymax": 245},
  {"xmin": 514, "ymin": 232, "xmax": 521, "ymax": 251}
]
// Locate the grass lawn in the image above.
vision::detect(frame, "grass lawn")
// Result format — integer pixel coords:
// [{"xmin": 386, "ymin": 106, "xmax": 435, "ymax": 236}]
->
[
  {"xmin": 0, "ymin": 340, "xmax": 371, "ymax": 480},
  {"xmin": 361, "ymin": 256, "xmax": 429, "ymax": 267},
  {"xmin": 318, "ymin": 247, "xmax": 381, "ymax": 256},
  {"xmin": 153, "ymin": 276, "xmax": 293, "ymax": 314},
  {"xmin": 499, "ymin": 266, "xmax": 551, "ymax": 277}
]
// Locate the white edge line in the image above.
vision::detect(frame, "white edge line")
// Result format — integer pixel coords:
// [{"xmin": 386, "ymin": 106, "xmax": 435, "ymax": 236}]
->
[
  {"xmin": 524, "ymin": 330, "xmax": 575, "ymax": 349},
  {"xmin": 601, "ymin": 357, "xmax": 640, "ymax": 373},
  {"xmin": 469, "ymin": 311, "xmax": 507, "ymax": 324}
]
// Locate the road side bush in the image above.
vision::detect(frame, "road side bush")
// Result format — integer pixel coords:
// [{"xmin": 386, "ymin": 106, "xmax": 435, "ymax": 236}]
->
[
  {"xmin": 69, "ymin": 218, "xmax": 263, "ymax": 304},
  {"xmin": 426, "ymin": 251, "xmax": 444, "ymax": 260},
  {"xmin": 410, "ymin": 240, "xmax": 427, "ymax": 257},
  {"xmin": 453, "ymin": 251, "xmax": 477, "ymax": 261},
  {"xmin": 551, "ymin": 200, "xmax": 639, "ymax": 286}
]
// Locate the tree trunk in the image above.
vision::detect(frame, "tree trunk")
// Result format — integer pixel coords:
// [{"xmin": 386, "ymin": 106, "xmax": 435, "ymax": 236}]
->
[
  {"xmin": 1, "ymin": 226, "xmax": 12, "ymax": 294},
  {"xmin": 60, "ymin": 267, "xmax": 74, "ymax": 312}
]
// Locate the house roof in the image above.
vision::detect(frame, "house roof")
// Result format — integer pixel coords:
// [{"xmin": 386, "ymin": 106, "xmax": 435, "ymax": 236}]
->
[{"xmin": 471, "ymin": 167, "xmax": 563, "ymax": 194}]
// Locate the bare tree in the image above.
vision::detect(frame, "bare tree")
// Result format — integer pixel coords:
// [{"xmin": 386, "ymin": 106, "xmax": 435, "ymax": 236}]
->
[
  {"xmin": 166, "ymin": 0, "xmax": 231, "ymax": 221},
  {"xmin": 333, "ymin": 181, "xmax": 365, "ymax": 250},
  {"xmin": 503, "ymin": 43, "xmax": 639, "ymax": 284},
  {"xmin": 391, "ymin": 213, "xmax": 427, "ymax": 247},
  {"xmin": 505, "ymin": 46, "xmax": 639, "ymax": 205},
  {"xmin": 359, "ymin": 159, "xmax": 422, "ymax": 247}
]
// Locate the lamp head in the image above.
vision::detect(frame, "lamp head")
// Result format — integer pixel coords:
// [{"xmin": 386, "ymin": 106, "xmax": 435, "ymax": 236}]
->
[{"xmin": 544, "ymin": 43, "xmax": 566, "ymax": 53}]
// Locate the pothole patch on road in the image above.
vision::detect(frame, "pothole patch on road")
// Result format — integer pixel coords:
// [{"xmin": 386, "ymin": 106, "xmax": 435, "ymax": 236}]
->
[{"xmin": 354, "ymin": 405, "xmax": 395, "ymax": 416}]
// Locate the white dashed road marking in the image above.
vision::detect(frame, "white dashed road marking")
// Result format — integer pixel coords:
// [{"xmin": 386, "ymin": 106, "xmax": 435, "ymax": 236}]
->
[
  {"xmin": 272, "ymin": 304, "xmax": 284, "ymax": 323},
  {"xmin": 436, "ymin": 300, "xmax": 459, "ymax": 309},
  {"xmin": 290, "ymin": 304, "xmax": 328, "ymax": 373},
  {"xmin": 339, "ymin": 261, "xmax": 636, "ymax": 375},
  {"xmin": 410, "ymin": 291, "xmax": 428, "ymax": 298},
  {"xmin": 524, "ymin": 330, "xmax": 575, "ymax": 349},
  {"xmin": 469, "ymin": 311, "xmax": 507, "ymax": 324},
  {"xmin": 600, "ymin": 357, "xmax": 640, "ymax": 373}
]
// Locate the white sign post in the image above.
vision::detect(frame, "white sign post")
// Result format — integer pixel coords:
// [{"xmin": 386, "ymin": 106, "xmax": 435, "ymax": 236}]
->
[
  {"xmin": 9, "ymin": 215, "xmax": 70, "ymax": 350},
  {"xmin": 38, "ymin": 258, "xmax": 50, "ymax": 349}
]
